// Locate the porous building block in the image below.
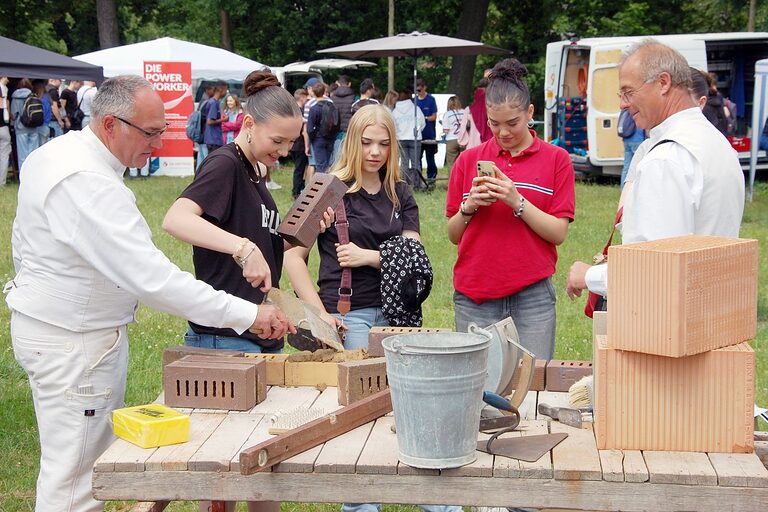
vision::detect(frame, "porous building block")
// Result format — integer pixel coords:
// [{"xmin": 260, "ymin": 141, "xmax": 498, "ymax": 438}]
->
[
  {"xmin": 277, "ymin": 173, "xmax": 348, "ymax": 247},
  {"xmin": 178, "ymin": 355, "xmax": 266, "ymax": 403},
  {"xmin": 545, "ymin": 360, "xmax": 592, "ymax": 392},
  {"xmin": 163, "ymin": 359, "xmax": 259, "ymax": 411},
  {"xmin": 242, "ymin": 353, "xmax": 289, "ymax": 386},
  {"xmin": 510, "ymin": 358, "xmax": 547, "ymax": 391},
  {"xmin": 162, "ymin": 345, "xmax": 242, "ymax": 367},
  {"xmin": 594, "ymin": 335, "xmax": 754, "ymax": 453},
  {"xmin": 367, "ymin": 326, "xmax": 451, "ymax": 357},
  {"xmin": 337, "ymin": 358, "xmax": 388, "ymax": 406},
  {"xmin": 284, "ymin": 361, "xmax": 338, "ymax": 387},
  {"xmin": 607, "ymin": 235, "xmax": 758, "ymax": 357}
]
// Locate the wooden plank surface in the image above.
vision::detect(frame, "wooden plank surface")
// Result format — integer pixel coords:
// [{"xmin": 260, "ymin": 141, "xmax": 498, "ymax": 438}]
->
[
  {"xmin": 708, "ymin": 452, "xmax": 768, "ymax": 487},
  {"xmin": 95, "ymin": 438, "xmax": 157, "ymax": 473},
  {"xmin": 599, "ymin": 449, "xmax": 624, "ymax": 482},
  {"xmin": 623, "ymin": 450, "xmax": 649, "ymax": 483},
  {"xmin": 517, "ymin": 391, "xmax": 537, "ymax": 420},
  {"xmin": 503, "ymin": 420, "xmax": 552, "ymax": 479},
  {"xmin": 442, "ymin": 431, "xmax": 494, "ymax": 477},
  {"xmin": 644, "ymin": 451, "xmax": 717, "ymax": 485},
  {"xmin": 314, "ymin": 422, "xmax": 374, "ymax": 473},
  {"xmin": 251, "ymin": 386, "xmax": 319, "ymax": 413},
  {"xmin": 355, "ymin": 416, "xmax": 399, "ymax": 474},
  {"xmin": 230, "ymin": 413, "xmax": 273, "ymax": 473},
  {"xmin": 551, "ymin": 422, "xmax": 601, "ymax": 480},
  {"xmin": 145, "ymin": 413, "xmax": 226, "ymax": 471},
  {"xmin": 188, "ymin": 414, "xmax": 261, "ymax": 471}
]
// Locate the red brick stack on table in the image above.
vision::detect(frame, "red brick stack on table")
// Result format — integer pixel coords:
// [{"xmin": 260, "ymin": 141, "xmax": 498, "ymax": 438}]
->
[{"xmin": 594, "ymin": 235, "xmax": 758, "ymax": 453}]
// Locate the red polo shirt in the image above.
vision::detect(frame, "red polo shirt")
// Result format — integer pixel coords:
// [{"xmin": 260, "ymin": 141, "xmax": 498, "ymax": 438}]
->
[{"xmin": 446, "ymin": 131, "xmax": 575, "ymax": 303}]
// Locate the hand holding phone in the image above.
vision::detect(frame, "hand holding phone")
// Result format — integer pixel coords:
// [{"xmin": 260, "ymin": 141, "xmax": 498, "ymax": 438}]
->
[{"xmin": 476, "ymin": 160, "xmax": 497, "ymax": 179}]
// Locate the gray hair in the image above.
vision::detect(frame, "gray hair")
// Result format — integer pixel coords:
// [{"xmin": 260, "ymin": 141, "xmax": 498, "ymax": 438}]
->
[
  {"xmin": 621, "ymin": 39, "xmax": 692, "ymax": 89},
  {"xmin": 91, "ymin": 75, "xmax": 154, "ymax": 120}
]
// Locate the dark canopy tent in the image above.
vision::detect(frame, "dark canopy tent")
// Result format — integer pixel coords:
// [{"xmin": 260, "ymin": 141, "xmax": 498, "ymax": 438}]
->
[{"xmin": 0, "ymin": 36, "xmax": 104, "ymax": 82}]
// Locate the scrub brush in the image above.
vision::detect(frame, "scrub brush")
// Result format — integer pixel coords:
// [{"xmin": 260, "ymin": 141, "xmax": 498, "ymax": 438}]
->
[
  {"xmin": 568, "ymin": 375, "xmax": 594, "ymax": 409},
  {"xmin": 268, "ymin": 407, "xmax": 326, "ymax": 434}
]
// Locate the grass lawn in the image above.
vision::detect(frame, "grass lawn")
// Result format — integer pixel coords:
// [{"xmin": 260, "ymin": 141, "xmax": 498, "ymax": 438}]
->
[{"xmin": 0, "ymin": 167, "xmax": 766, "ymax": 511}]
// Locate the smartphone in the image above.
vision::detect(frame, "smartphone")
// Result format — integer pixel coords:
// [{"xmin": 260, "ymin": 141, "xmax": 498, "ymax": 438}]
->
[{"xmin": 476, "ymin": 160, "xmax": 496, "ymax": 178}]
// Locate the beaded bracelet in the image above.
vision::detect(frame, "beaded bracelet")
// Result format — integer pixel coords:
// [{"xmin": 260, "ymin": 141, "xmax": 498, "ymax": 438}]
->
[{"xmin": 513, "ymin": 196, "xmax": 526, "ymax": 218}]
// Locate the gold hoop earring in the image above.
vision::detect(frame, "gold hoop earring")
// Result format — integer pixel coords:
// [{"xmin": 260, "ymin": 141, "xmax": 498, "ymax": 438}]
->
[{"xmin": 247, "ymin": 131, "xmax": 252, "ymax": 144}]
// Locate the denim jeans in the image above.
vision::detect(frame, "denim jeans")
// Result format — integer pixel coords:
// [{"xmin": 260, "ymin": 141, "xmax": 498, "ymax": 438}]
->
[
  {"xmin": 290, "ymin": 148, "xmax": 308, "ymax": 197},
  {"xmin": 621, "ymin": 139, "xmax": 643, "ymax": 189},
  {"xmin": 332, "ymin": 306, "xmax": 388, "ymax": 349},
  {"xmin": 15, "ymin": 129, "xmax": 39, "ymax": 170},
  {"xmin": 312, "ymin": 137, "xmax": 335, "ymax": 173},
  {"xmin": 12, "ymin": 311, "xmax": 128, "ymax": 512},
  {"xmin": 454, "ymin": 277, "xmax": 556, "ymax": 360},
  {"xmin": 399, "ymin": 140, "xmax": 422, "ymax": 189},
  {"xmin": 196, "ymin": 142, "xmax": 209, "ymax": 172},
  {"xmin": 184, "ymin": 327, "xmax": 282, "ymax": 354},
  {"xmin": 421, "ymin": 141, "xmax": 438, "ymax": 180}
]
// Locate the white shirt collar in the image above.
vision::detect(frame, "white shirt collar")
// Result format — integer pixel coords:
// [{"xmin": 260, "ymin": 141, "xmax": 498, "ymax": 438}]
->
[
  {"xmin": 648, "ymin": 107, "xmax": 702, "ymax": 141},
  {"xmin": 81, "ymin": 125, "xmax": 128, "ymax": 177}
]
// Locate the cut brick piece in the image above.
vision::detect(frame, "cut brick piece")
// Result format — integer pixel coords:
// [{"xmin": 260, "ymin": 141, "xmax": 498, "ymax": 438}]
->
[
  {"xmin": 367, "ymin": 326, "xmax": 451, "ymax": 357},
  {"xmin": 338, "ymin": 358, "xmax": 388, "ymax": 405},
  {"xmin": 284, "ymin": 361, "xmax": 338, "ymax": 387},
  {"xmin": 277, "ymin": 173, "xmax": 348, "ymax": 247},
  {"xmin": 163, "ymin": 359, "xmax": 261, "ymax": 411},
  {"xmin": 510, "ymin": 358, "xmax": 547, "ymax": 391},
  {"xmin": 608, "ymin": 235, "xmax": 758, "ymax": 357},
  {"xmin": 594, "ymin": 335, "xmax": 754, "ymax": 453},
  {"xmin": 242, "ymin": 353, "xmax": 289, "ymax": 386},
  {"xmin": 545, "ymin": 360, "xmax": 592, "ymax": 392},
  {"xmin": 177, "ymin": 355, "xmax": 266, "ymax": 403},
  {"xmin": 162, "ymin": 345, "xmax": 242, "ymax": 367}
]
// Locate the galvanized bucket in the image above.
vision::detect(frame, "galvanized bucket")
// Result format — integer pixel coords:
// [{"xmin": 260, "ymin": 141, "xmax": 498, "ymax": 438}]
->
[{"xmin": 382, "ymin": 325, "xmax": 491, "ymax": 469}]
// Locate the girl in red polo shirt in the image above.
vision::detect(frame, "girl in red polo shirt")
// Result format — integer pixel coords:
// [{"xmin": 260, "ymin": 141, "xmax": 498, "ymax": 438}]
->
[{"xmin": 446, "ymin": 58, "xmax": 576, "ymax": 359}]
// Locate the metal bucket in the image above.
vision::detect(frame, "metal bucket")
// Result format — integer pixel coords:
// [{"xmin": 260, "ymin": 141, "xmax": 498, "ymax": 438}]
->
[{"xmin": 382, "ymin": 326, "xmax": 491, "ymax": 469}]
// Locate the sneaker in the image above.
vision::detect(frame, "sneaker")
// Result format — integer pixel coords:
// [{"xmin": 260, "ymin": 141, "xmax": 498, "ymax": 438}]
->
[{"xmin": 266, "ymin": 181, "xmax": 282, "ymax": 190}]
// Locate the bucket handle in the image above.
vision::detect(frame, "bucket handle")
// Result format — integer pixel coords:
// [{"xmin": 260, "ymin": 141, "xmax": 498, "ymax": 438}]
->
[{"xmin": 468, "ymin": 323, "xmax": 493, "ymax": 342}]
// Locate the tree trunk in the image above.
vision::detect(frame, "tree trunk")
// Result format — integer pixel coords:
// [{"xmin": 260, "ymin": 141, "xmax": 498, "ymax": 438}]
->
[
  {"xmin": 96, "ymin": 0, "xmax": 120, "ymax": 49},
  {"xmin": 220, "ymin": 9, "xmax": 233, "ymax": 51},
  {"xmin": 388, "ymin": 0, "xmax": 395, "ymax": 92},
  {"xmin": 448, "ymin": 0, "xmax": 492, "ymax": 106},
  {"xmin": 748, "ymin": 0, "xmax": 756, "ymax": 31}
]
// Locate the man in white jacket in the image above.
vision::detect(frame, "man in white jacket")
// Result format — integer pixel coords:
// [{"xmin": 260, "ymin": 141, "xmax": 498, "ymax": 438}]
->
[
  {"xmin": 566, "ymin": 40, "xmax": 744, "ymax": 301},
  {"xmin": 6, "ymin": 75, "xmax": 293, "ymax": 512},
  {"xmin": 392, "ymin": 87, "xmax": 425, "ymax": 190}
]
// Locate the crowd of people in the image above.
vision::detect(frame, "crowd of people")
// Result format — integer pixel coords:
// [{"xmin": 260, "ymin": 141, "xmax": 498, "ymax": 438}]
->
[
  {"xmin": 0, "ymin": 77, "xmax": 97, "ymax": 186},
  {"xmin": 4, "ymin": 39, "xmax": 749, "ymax": 512}
]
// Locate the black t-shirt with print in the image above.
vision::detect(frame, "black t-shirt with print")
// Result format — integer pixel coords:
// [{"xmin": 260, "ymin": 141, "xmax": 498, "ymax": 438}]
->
[
  {"xmin": 317, "ymin": 178, "xmax": 420, "ymax": 313},
  {"xmin": 60, "ymin": 88, "xmax": 78, "ymax": 119},
  {"xmin": 180, "ymin": 143, "xmax": 284, "ymax": 350}
]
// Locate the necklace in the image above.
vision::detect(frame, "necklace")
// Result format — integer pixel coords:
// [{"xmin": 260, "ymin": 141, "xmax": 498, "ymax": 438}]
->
[{"xmin": 234, "ymin": 142, "xmax": 261, "ymax": 185}]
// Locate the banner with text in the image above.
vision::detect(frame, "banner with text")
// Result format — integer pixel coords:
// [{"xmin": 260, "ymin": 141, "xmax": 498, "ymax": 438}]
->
[{"xmin": 144, "ymin": 61, "xmax": 194, "ymax": 176}]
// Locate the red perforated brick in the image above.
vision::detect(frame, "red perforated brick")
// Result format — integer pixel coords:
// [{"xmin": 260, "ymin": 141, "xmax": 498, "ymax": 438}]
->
[
  {"xmin": 162, "ymin": 345, "xmax": 242, "ymax": 368},
  {"xmin": 545, "ymin": 360, "xmax": 593, "ymax": 392},
  {"xmin": 278, "ymin": 173, "xmax": 348, "ymax": 247},
  {"xmin": 338, "ymin": 358, "xmax": 388, "ymax": 406},
  {"xmin": 177, "ymin": 355, "xmax": 266, "ymax": 404},
  {"xmin": 163, "ymin": 359, "xmax": 259, "ymax": 411},
  {"xmin": 367, "ymin": 326, "xmax": 451, "ymax": 357}
]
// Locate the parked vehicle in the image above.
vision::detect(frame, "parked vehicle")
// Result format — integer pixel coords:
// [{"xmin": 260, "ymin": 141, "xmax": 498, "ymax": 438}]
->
[{"xmin": 543, "ymin": 32, "xmax": 768, "ymax": 177}]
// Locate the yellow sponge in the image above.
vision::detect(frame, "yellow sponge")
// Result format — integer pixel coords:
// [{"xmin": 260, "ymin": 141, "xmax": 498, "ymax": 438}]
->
[{"xmin": 112, "ymin": 404, "xmax": 189, "ymax": 448}]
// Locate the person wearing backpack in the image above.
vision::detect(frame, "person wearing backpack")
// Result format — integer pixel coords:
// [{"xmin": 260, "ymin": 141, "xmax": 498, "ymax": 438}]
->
[
  {"xmin": 10, "ymin": 78, "xmax": 41, "ymax": 170},
  {"xmin": 617, "ymin": 107, "xmax": 644, "ymax": 189},
  {"xmin": 307, "ymin": 81, "xmax": 338, "ymax": 173}
]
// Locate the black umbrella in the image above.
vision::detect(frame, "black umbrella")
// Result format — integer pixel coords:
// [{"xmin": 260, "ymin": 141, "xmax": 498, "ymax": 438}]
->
[
  {"xmin": 0, "ymin": 36, "xmax": 104, "ymax": 82},
  {"xmin": 319, "ymin": 32, "xmax": 510, "ymax": 186}
]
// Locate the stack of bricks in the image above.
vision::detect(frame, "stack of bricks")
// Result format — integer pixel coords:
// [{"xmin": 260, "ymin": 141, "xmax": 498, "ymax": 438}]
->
[{"xmin": 594, "ymin": 235, "xmax": 758, "ymax": 453}]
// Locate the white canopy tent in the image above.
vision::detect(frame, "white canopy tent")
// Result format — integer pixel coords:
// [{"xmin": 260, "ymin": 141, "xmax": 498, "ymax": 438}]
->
[
  {"xmin": 73, "ymin": 37, "xmax": 265, "ymax": 80},
  {"xmin": 748, "ymin": 57, "xmax": 768, "ymax": 201}
]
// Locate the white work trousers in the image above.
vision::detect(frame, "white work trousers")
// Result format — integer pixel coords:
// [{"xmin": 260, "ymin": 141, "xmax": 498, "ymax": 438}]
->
[{"xmin": 11, "ymin": 311, "xmax": 128, "ymax": 512}]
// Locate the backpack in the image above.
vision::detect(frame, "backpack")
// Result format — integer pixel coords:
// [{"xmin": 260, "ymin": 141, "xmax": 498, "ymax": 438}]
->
[
  {"xmin": 20, "ymin": 95, "xmax": 45, "ymax": 128},
  {"xmin": 318, "ymin": 101, "xmax": 340, "ymax": 138},
  {"xmin": 186, "ymin": 110, "xmax": 203, "ymax": 143},
  {"xmin": 617, "ymin": 109, "xmax": 636, "ymax": 139}
]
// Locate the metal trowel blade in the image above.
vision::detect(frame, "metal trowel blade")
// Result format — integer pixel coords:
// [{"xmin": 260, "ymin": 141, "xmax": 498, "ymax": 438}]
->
[{"xmin": 476, "ymin": 432, "xmax": 568, "ymax": 462}]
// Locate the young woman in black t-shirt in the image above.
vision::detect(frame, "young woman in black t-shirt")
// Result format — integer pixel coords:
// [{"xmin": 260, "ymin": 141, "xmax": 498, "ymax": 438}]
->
[
  {"xmin": 284, "ymin": 104, "xmax": 420, "ymax": 348},
  {"xmin": 163, "ymin": 70, "xmax": 307, "ymax": 355}
]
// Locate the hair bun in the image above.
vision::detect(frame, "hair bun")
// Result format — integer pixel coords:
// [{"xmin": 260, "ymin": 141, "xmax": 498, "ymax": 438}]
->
[
  {"xmin": 243, "ymin": 70, "xmax": 281, "ymax": 97},
  {"xmin": 488, "ymin": 58, "xmax": 528, "ymax": 83}
]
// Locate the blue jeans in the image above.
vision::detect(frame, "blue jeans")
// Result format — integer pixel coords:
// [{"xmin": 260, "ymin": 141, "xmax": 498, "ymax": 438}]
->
[
  {"xmin": 454, "ymin": 277, "xmax": 556, "ymax": 360},
  {"xmin": 760, "ymin": 134, "xmax": 768, "ymax": 152},
  {"xmin": 399, "ymin": 140, "xmax": 422, "ymax": 189},
  {"xmin": 333, "ymin": 307, "xmax": 388, "ymax": 350},
  {"xmin": 421, "ymin": 141, "xmax": 438, "ymax": 180},
  {"xmin": 312, "ymin": 137, "xmax": 335, "ymax": 173},
  {"xmin": 15, "ymin": 130, "xmax": 39, "ymax": 170},
  {"xmin": 196, "ymin": 142, "xmax": 208, "ymax": 172},
  {"xmin": 183, "ymin": 327, "xmax": 282, "ymax": 354},
  {"xmin": 49, "ymin": 120, "xmax": 63, "ymax": 139},
  {"xmin": 621, "ymin": 139, "xmax": 642, "ymax": 189}
]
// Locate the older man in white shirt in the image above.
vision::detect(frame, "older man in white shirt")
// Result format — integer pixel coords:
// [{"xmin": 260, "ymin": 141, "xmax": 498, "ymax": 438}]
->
[
  {"xmin": 566, "ymin": 39, "xmax": 744, "ymax": 300},
  {"xmin": 6, "ymin": 75, "xmax": 294, "ymax": 512}
]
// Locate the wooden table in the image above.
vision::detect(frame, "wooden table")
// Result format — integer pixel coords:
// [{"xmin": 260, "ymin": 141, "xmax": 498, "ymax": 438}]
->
[{"xmin": 93, "ymin": 387, "xmax": 768, "ymax": 511}]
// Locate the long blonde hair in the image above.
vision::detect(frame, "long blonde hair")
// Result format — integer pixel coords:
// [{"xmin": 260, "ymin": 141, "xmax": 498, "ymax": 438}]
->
[{"xmin": 331, "ymin": 104, "xmax": 402, "ymax": 210}]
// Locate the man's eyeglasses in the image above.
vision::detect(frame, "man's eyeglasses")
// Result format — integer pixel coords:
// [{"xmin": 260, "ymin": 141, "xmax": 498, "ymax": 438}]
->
[
  {"xmin": 617, "ymin": 79, "xmax": 654, "ymax": 103},
  {"xmin": 114, "ymin": 115, "xmax": 168, "ymax": 139}
]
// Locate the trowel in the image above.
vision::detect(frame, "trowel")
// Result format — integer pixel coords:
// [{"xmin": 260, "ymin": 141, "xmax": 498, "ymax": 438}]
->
[{"xmin": 266, "ymin": 288, "xmax": 344, "ymax": 352}]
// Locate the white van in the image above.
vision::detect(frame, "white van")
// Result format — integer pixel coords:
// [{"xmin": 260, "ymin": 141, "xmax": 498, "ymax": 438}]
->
[
  {"xmin": 270, "ymin": 59, "xmax": 376, "ymax": 92},
  {"xmin": 543, "ymin": 32, "xmax": 768, "ymax": 177}
]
